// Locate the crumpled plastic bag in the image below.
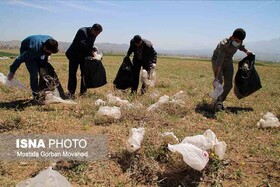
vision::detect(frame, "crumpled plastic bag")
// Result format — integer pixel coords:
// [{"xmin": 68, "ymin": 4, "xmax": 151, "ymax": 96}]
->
[
  {"xmin": 126, "ymin": 127, "xmax": 145, "ymax": 153},
  {"xmin": 168, "ymin": 143, "xmax": 209, "ymax": 171},
  {"xmin": 96, "ymin": 106, "xmax": 121, "ymax": 119},
  {"xmin": 43, "ymin": 89, "xmax": 76, "ymax": 105},
  {"xmin": 106, "ymin": 93, "xmax": 130, "ymax": 106},
  {"xmin": 209, "ymin": 80, "xmax": 223, "ymax": 100},
  {"xmin": 182, "ymin": 135, "xmax": 214, "ymax": 150},
  {"xmin": 0, "ymin": 72, "xmax": 26, "ymax": 90},
  {"xmin": 141, "ymin": 69, "xmax": 156, "ymax": 87},
  {"xmin": 162, "ymin": 132, "xmax": 179, "ymax": 144},
  {"xmin": 95, "ymin": 99, "xmax": 106, "ymax": 106},
  {"xmin": 166, "ymin": 129, "xmax": 227, "ymax": 160},
  {"xmin": 147, "ymin": 95, "xmax": 170, "ymax": 111},
  {"xmin": 16, "ymin": 166, "xmax": 71, "ymax": 187},
  {"xmin": 257, "ymin": 112, "xmax": 280, "ymax": 128}
]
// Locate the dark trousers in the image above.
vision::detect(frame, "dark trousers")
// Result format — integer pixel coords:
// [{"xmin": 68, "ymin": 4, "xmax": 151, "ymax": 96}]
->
[
  {"xmin": 67, "ymin": 58, "xmax": 87, "ymax": 95},
  {"xmin": 212, "ymin": 60, "xmax": 234, "ymax": 102},
  {"xmin": 131, "ymin": 59, "xmax": 150, "ymax": 94},
  {"xmin": 25, "ymin": 58, "xmax": 41, "ymax": 97}
]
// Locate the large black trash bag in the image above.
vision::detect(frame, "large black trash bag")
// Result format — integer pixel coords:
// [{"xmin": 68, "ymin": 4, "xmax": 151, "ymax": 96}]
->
[
  {"xmin": 113, "ymin": 56, "xmax": 133, "ymax": 90},
  {"xmin": 39, "ymin": 62, "xmax": 66, "ymax": 99},
  {"xmin": 234, "ymin": 54, "xmax": 262, "ymax": 99},
  {"xmin": 83, "ymin": 57, "xmax": 107, "ymax": 88}
]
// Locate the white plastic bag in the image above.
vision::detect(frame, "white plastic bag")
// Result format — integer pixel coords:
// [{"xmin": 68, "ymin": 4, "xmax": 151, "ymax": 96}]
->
[
  {"xmin": 203, "ymin": 129, "xmax": 218, "ymax": 146},
  {"xmin": 147, "ymin": 95, "xmax": 170, "ymax": 111},
  {"xmin": 209, "ymin": 80, "xmax": 223, "ymax": 100},
  {"xmin": 168, "ymin": 143, "xmax": 209, "ymax": 171},
  {"xmin": 0, "ymin": 72, "xmax": 26, "ymax": 90},
  {"xmin": 126, "ymin": 127, "xmax": 145, "ymax": 153},
  {"xmin": 96, "ymin": 106, "xmax": 121, "ymax": 119},
  {"xmin": 141, "ymin": 69, "xmax": 156, "ymax": 87},
  {"xmin": 106, "ymin": 93, "xmax": 130, "ymax": 106},
  {"xmin": 257, "ymin": 112, "xmax": 280, "ymax": 128},
  {"xmin": 16, "ymin": 167, "xmax": 71, "ymax": 187},
  {"xmin": 43, "ymin": 89, "xmax": 77, "ymax": 105},
  {"xmin": 95, "ymin": 99, "xmax": 106, "ymax": 106},
  {"xmin": 162, "ymin": 132, "xmax": 179, "ymax": 144},
  {"xmin": 214, "ymin": 141, "xmax": 227, "ymax": 160},
  {"xmin": 181, "ymin": 135, "xmax": 213, "ymax": 150}
]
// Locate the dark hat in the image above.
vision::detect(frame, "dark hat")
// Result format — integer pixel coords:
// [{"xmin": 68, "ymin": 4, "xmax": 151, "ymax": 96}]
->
[
  {"xmin": 233, "ymin": 28, "xmax": 246, "ymax": 40},
  {"xmin": 133, "ymin": 35, "xmax": 142, "ymax": 43}
]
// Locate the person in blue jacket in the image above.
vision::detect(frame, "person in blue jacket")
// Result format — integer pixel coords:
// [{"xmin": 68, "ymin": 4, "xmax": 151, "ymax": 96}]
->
[
  {"xmin": 66, "ymin": 23, "xmax": 103, "ymax": 97},
  {"xmin": 7, "ymin": 35, "xmax": 59, "ymax": 99}
]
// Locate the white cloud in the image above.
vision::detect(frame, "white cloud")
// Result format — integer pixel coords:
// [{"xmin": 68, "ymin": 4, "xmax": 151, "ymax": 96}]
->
[{"xmin": 8, "ymin": 0, "xmax": 58, "ymax": 12}]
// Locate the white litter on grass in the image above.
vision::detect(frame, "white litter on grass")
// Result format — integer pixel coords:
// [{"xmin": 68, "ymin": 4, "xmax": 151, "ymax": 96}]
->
[
  {"xmin": 16, "ymin": 166, "xmax": 71, "ymax": 187},
  {"xmin": 95, "ymin": 99, "xmax": 106, "ymax": 106},
  {"xmin": 126, "ymin": 127, "xmax": 145, "ymax": 153},
  {"xmin": 209, "ymin": 80, "xmax": 223, "ymax": 100},
  {"xmin": 162, "ymin": 132, "xmax": 179, "ymax": 144},
  {"xmin": 182, "ymin": 135, "xmax": 214, "ymax": 150},
  {"xmin": 96, "ymin": 106, "xmax": 121, "ymax": 119},
  {"xmin": 257, "ymin": 112, "xmax": 280, "ymax": 128},
  {"xmin": 147, "ymin": 95, "xmax": 170, "ymax": 111},
  {"xmin": 106, "ymin": 93, "xmax": 130, "ymax": 106},
  {"xmin": 168, "ymin": 143, "xmax": 209, "ymax": 171},
  {"xmin": 141, "ymin": 69, "xmax": 156, "ymax": 87},
  {"xmin": 0, "ymin": 72, "xmax": 26, "ymax": 90},
  {"xmin": 147, "ymin": 91, "xmax": 186, "ymax": 111},
  {"xmin": 43, "ymin": 89, "xmax": 76, "ymax": 105},
  {"xmin": 166, "ymin": 129, "xmax": 227, "ymax": 161}
]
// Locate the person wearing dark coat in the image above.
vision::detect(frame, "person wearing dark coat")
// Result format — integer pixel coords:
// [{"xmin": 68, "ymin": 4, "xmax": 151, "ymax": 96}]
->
[
  {"xmin": 66, "ymin": 23, "xmax": 103, "ymax": 97},
  {"xmin": 125, "ymin": 35, "xmax": 157, "ymax": 95},
  {"xmin": 7, "ymin": 35, "xmax": 59, "ymax": 99}
]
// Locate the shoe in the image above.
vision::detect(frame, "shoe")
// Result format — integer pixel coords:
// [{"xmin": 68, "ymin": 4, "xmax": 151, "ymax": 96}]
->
[
  {"xmin": 214, "ymin": 102, "xmax": 226, "ymax": 112},
  {"xmin": 65, "ymin": 92, "xmax": 75, "ymax": 100}
]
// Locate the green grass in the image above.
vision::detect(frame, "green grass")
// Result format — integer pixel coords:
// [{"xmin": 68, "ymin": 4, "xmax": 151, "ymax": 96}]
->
[{"xmin": 0, "ymin": 53, "xmax": 279, "ymax": 186}]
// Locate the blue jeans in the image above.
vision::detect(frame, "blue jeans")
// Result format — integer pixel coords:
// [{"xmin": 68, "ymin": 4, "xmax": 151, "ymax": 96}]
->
[{"xmin": 25, "ymin": 58, "xmax": 41, "ymax": 97}]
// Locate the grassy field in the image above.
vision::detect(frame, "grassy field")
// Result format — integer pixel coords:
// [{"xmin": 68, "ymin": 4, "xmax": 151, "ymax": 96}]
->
[{"xmin": 0, "ymin": 52, "xmax": 279, "ymax": 186}]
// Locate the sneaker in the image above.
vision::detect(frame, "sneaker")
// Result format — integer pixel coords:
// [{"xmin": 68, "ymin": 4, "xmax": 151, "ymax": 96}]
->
[{"xmin": 214, "ymin": 102, "xmax": 226, "ymax": 112}]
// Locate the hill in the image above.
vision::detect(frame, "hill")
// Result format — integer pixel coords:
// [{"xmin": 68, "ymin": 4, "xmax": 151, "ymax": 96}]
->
[{"xmin": 1, "ymin": 38, "xmax": 280, "ymax": 62}]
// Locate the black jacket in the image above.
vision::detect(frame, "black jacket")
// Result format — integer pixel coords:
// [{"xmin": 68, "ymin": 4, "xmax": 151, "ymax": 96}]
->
[
  {"xmin": 66, "ymin": 27, "xmax": 96, "ymax": 60},
  {"xmin": 127, "ymin": 39, "xmax": 157, "ymax": 66}
]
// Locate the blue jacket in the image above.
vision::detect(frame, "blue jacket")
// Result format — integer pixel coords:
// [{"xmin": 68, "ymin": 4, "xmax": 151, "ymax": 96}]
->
[{"xmin": 10, "ymin": 35, "xmax": 53, "ymax": 73}]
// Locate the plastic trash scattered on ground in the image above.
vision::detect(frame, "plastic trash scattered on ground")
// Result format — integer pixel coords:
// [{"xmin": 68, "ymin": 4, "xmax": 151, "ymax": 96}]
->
[
  {"xmin": 126, "ymin": 127, "xmax": 145, "ymax": 153},
  {"xmin": 0, "ymin": 72, "xmax": 26, "ymax": 90},
  {"xmin": 182, "ymin": 134, "xmax": 214, "ymax": 150},
  {"xmin": 257, "ymin": 112, "xmax": 280, "ymax": 128},
  {"xmin": 95, "ymin": 99, "xmax": 106, "ymax": 106},
  {"xmin": 166, "ymin": 129, "xmax": 227, "ymax": 161},
  {"xmin": 96, "ymin": 106, "xmax": 121, "ymax": 119},
  {"xmin": 106, "ymin": 93, "xmax": 130, "ymax": 106},
  {"xmin": 168, "ymin": 143, "xmax": 209, "ymax": 171},
  {"xmin": 162, "ymin": 132, "xmax": 179, "ymax": 144},
  {"xmin": 209, "ymin": 80, "xmax": 223, "ymax": 100},
  {"xmin": 16, "ymin": 166, "xmax": 71, "ymax": 187},
  {"xmin": 147, "ymin": 95, "xmax": 170, "ymax": 111},
  {"xmin": 141, "ymin": 69, "xmax": 156, "ymax": 87},
  {"xmin": 43, "ymin": 89, "xmax": 76, "ymax": 105}
]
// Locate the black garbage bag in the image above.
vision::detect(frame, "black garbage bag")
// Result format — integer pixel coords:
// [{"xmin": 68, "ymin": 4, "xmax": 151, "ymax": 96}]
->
[
  {"xmin": 39, "ymin": 62, "xmax": 66, "ymax": 99},
  {"xmin": 83, "ymin": 57, "xmax": 107, "ymax": 88},
  {"xmin": 234, "ymin": 54, "xmax": 262, "ymax": 99},
  {"xmin": 113, "ymin": 56, "xmax": 133, "ymax": 90}
]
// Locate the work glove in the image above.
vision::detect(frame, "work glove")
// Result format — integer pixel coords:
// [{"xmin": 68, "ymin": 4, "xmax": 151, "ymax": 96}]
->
[{"xmin": 246, "ymin": 50, "xmax": 253, "ymax": 56}]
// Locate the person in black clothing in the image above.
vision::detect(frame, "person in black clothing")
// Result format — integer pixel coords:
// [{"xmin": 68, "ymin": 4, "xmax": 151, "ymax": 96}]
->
[
  {"xmin": 125, "ymin": 35, "xmax": 157, "ymax": 95},
  {"xmin": 66, "ymin": 23, "xmax": 103, "ymax": 97}
]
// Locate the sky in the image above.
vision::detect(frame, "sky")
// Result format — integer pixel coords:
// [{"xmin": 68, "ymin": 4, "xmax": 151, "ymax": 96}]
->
[{"xmin": 0, "ymin": 0, "xmax": 279, "ymax": 50}]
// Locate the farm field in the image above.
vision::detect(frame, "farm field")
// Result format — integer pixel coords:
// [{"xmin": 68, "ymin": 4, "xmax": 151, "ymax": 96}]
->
[{"xmin": 0, "ymin": 52, "xmax": 279, "ymax": 186}]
